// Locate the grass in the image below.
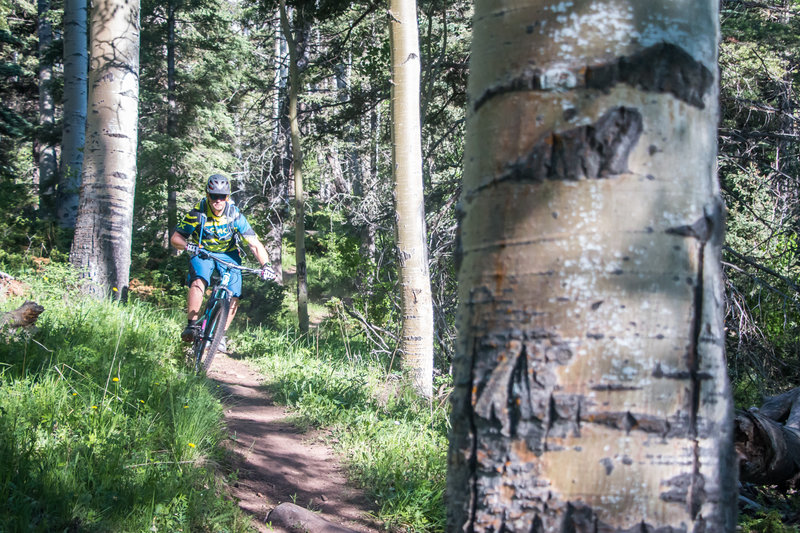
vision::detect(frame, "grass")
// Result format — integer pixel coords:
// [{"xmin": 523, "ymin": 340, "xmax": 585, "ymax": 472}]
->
[
  {"xmin": 0, "ymin": 264, "xmax": 251, "ymax": 532},
  {"xmin": 232, "ymin": 321, "xmax": 449, "ymax": 532}
]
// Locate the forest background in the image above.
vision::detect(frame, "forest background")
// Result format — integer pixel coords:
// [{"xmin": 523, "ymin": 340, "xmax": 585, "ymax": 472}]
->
[{"xmin": 2, "ymin": 0, "xmax": 800, "ymax": 531}]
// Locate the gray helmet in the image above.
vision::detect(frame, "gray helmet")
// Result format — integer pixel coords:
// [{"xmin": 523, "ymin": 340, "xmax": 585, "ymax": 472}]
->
[{"xmin": 206, "ymin": 174, "xmax": 231, "ymax": 195}]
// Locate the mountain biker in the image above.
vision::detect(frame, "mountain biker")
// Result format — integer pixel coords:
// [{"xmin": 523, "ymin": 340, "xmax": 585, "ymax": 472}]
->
[{"xmin": 170, "ymin": 173, "xmax": 275, "ymax": 345}]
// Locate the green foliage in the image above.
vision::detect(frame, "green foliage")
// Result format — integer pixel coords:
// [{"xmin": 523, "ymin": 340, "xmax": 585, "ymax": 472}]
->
[
  {"xmin": 0, "ymin": 264, "xmax": 250, "ymax": 532},
  {"xmin": 304, "ymin": 206, "xmax": 362, "ymax": 299},
  {"xmin": 719, "ymin": 0, "xmax": 800, "ymax": 401},
  {"xmin": 128, "ymin": 244, "xmax": 188, "ymax": 310},
  {"xmin": 0, "ymin": 2, "xmax": 37, "ymax": 184},
  {"xmin": 740, "ymin": 511, "xmax": 799, "ymax": 533},
  {"xmin": 233, "ymin": 277, "xmax": 287, "ymax": 329},
  {"xmin": 236, "ymin": 321, "xmax": 448, "ymax": 532}
]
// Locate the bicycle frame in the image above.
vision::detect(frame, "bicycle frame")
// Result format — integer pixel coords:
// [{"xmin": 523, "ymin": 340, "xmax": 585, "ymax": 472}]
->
[
  {"xmin": 207, "ymin": 269, "xmax": 233, "ymax": 309},
  {"xmin": 197, "ymin": 271, "xmax": 232, "ymax": 338},
  {"xmin": 192, "ymin": 251, "xmax": 261, "ymax": 372}
]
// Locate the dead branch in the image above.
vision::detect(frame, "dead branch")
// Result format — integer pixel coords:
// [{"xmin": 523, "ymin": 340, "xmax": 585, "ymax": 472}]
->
[{"xmin": 338, "ymin": 299, "xmax": 396, "ymax": 354}]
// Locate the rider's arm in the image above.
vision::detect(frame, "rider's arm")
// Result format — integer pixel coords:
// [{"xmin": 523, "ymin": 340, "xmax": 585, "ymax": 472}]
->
[
  {"xmin": 170, "ymin": 231, "xmax": 191, "ymax": 251},
  {"xmin": 244, "ymin": 235, "xmax": 271, "ymax": 268},
  {"xmin": 172, "ymin": 201, "xmax": 204, "ymax": 251}
]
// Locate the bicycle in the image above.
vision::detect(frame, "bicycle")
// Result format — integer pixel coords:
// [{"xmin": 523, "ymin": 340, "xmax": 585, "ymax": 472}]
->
[{"xmin": 190, "ymin": 250, "xmax": 272, "ymax": 372}]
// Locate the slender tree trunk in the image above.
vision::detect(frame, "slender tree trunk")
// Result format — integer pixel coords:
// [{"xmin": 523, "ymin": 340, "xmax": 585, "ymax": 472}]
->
[
  {"xmin": 273, "ymin": 12, "xmax": 287, "ymax": 147},
  {"xmin": 70, "ymin": 0, "xmax": 140, "ymax": 300},
  {"xmin": 447, "ymin": 1, "xmax": 736, "ymax": 531},
  {"xmin": 258, "ymin": 10, "xmax": 289, "ymax": 284},
  {"xmin": 166, "ymin": 0, "xmax": 178, "ymax": 247},
  {"xmin": 36, "ymin": 0, "xmax": 58, "ymax": 219},
  {"xmin": 280, "ymin": 0, "xmax": 309, "ymax": 333},
  {"xmin": 362, "ymin": 107, "xmax": 380, "ymax": 262},
  {"xmin": 389, "ymin": 0, "xmax": 434, "ymax": 398},
  {"xmin": 57, "ymin": 0, "xmax": 87, "ymax": 228},
  {"xmin": 264, "ymin": 171, "xmax": 287, "ymax": 284}
]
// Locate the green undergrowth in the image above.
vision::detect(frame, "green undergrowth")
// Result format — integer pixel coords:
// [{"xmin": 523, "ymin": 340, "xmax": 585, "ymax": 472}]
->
[
  {"xmin": 233, "ymin": 323, "xmax": 449, "ymax": 532},
  {"xmin": 740, "ymin": 511, "xmax": 800, "ymax": 533},
  {"xmin": 0, "ymin": 264, "xmax": 250, "ymax": 532}
]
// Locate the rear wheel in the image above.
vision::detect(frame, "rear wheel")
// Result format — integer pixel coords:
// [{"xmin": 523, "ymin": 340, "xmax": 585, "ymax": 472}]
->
[{"xmin": 193, "ymin": 298, "xmax": 230, "ymax": 373}]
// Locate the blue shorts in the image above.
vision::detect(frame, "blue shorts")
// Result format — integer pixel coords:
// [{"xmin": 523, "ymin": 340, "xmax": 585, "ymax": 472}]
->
[{"xmin": 188, "ymin": 250, "xmax": 243, "ymax": 298}]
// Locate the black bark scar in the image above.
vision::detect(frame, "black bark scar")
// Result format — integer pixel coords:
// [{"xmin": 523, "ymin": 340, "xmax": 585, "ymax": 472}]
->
[
  {"xmin": 586, "ymin": 42, "xmax": 714, "ymax": 109},
  {"xmin": 473, "ymin": 107, "xmax": 642, "ymax": 194},
  {"xmin": 664, "ymin": 200, "xmax": 724, "ymax": 521},
  {"xmin": 473, "ymin": 42, "xmax": 713, "ymax": 111}
]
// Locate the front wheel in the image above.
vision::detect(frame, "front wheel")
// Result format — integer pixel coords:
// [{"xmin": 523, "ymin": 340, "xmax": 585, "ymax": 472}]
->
[{"xmin": 193, "ymin": 298, "xmax": 230, "ymax": 373}]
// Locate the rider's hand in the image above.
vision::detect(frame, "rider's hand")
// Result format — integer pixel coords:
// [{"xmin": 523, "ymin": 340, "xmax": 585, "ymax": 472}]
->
[
  {"xmin": 186, "ymin": 243, "xmax": 200, "ymax": 255},
  {"xmin": 260, "ymin": 264, "xmax": 276, "ymax": 281}
]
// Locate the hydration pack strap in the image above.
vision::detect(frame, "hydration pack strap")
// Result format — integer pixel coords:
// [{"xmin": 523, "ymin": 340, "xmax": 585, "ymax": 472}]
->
[{"xmin": 197, "ymin": 198, "xmax": 208, "ymax": 247}]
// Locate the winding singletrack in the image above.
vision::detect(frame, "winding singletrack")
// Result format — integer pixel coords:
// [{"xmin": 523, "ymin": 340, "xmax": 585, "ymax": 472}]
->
[{"xmin": 207, "ymin": 351, "xmax": 383, "ymax": 533}]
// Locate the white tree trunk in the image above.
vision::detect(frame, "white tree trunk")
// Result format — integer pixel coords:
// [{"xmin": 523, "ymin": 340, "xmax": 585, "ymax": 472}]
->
[
  {"xmin": 37, "ymin": 0, "xmax": 58, "ymax": 218},
  {"xmin": 57, "ymin": 0, "xmax": 87, "ymax": 228},
  {"xmin": 389, "ymin": 0, "xmax": 434, "ymax": 398},
  {"xmin": 70, "ymin": 0, "xmax": 140, "ymax": 300},
  {"xmin": 447, "ymin": 1, "xmax": 736, "ymax": 531}
]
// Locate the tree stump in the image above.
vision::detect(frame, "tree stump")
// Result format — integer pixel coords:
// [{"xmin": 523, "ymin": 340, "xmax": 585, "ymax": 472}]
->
[
  {"xmin": 735, "ymin": 388, "xmax": 800, "ymax": 486},
  {"xmin": 0, "ymin": 301, "xmax": 45, "ymax": 330}
]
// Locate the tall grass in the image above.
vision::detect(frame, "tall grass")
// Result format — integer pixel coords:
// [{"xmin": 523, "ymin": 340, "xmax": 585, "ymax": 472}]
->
[
  {"xmin": 233, "ymin": 322, "xmax": 449, "ymax": 532},
  {"xmin": 0, "ymin": 264, "xmax": 250, "ymax": 532}
]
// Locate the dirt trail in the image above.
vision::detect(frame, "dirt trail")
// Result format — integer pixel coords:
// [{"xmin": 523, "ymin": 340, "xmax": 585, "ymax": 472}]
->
[{"xmin": 207, "ymin": 351, "xmax": 384, "ymax": 533}]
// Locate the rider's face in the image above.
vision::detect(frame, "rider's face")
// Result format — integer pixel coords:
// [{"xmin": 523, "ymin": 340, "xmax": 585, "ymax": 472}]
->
[{"xmin": 208, "ymin": 193, "xmax": 227, "ymax": 215}]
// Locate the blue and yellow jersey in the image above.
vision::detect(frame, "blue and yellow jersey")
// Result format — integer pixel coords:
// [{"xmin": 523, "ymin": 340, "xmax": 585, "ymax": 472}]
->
[{"xmin": 174, "ymin": 199, "xmax": 256, "ymax": 253}]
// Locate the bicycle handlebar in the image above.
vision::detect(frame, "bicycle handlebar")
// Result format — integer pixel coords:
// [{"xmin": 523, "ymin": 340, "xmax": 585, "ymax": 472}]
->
[{"xmin": 195, "ymin": 250, "xmax": 263, "ymax": 275}]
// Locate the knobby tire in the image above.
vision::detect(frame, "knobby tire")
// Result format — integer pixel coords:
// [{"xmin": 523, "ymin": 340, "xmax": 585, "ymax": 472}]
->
[{"xmin": 194, "ymin": 298, "xmax": 230, "ymax": 373}]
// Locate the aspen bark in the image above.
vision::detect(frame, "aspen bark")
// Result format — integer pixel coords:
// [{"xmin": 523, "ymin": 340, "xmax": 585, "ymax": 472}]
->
[
  {"xmin": 389, "ymin": 0, "xmax": 434, "ymax": 398},
  {"xmin": 37, "ymin": 0, "xmax": 58, "ymax": 218},
  {"xmin": 447, "ymin": 1, "xmax": 736, "ymax": 531},
  {"xmin": 57, "ymin": 0, "xmax": 87, "ymax": 228},
  {"xmin": 70, "ymin": 0, "xmax": 140, "ymax": 300}
]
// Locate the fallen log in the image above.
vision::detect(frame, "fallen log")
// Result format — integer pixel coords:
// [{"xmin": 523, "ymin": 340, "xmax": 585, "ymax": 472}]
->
[
  {"xmin": 267, "ymin": 502, "xmax": 358, "ymax": 533},
  {"xmin": 735, "ymin": 387, "xmax": 800, "ymax": 486},
  {"xmin": 0, "ymin": 300, "xmax": 45, "ymax": 330}
]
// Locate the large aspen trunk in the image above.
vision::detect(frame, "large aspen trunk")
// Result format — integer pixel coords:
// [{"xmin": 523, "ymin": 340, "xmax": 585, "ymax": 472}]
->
[
  {"xmin": 447, "ymin": 1, "xmax": 737, "ymax": 531},
  {"xmin": 56, "ymin": 0, "xmax": 87, "ymax": 228},
  {"xmin": 70, "ymin": 0, "xmax": 140, "ymax": 300},
  {"xmin": 389, "ymin": 0, "xmax": 434, "ymax": 398},
  {"xmin": 280, "ymin": 0, "xmax": 309, "ymax": 333}
]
